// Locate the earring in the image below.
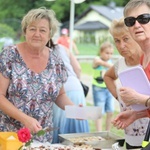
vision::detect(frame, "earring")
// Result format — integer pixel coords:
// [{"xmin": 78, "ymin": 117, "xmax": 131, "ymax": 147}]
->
[{"xmin": 49, "ymin": 40, "xmax": 51, "ymax": 47}]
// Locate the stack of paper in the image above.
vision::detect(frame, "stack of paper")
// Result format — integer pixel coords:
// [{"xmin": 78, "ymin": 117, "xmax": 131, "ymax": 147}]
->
[{"xmin": 65, "ymin": 106, "xmax": 102, "ymax": 120}]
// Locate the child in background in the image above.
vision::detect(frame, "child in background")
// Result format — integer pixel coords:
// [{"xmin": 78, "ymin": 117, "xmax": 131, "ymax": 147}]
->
[
  {"xmin": 57, "ymin": 28, "xmax": 79, "ymax": 55},
  {"xmin": 92, "ymin": 41, "xmax": 114, "ymax": 131}
]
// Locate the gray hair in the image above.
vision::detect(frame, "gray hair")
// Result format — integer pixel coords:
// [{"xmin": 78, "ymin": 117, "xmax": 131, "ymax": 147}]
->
[
  {"xmin": 124, "ymin": 0, "xmax": 150, "ymax": 17},
  {"xmin": 21, "ymin": 7, "xmax": 60, "ymax": 37},
  {"xmin": 109, "ymin": 17, "xmax": 129, "ymax": 36}
]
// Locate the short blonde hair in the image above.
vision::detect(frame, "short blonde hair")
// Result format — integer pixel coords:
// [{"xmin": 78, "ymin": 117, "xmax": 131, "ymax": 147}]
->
[
  {"xmin": 124, "ymin": 0, "xmax": 150, "ymax": 17},
  {"xmin": 100, "ymin": 41, "xmax": 114, "ymax": 53},
  {"xmin": 21, "ymin": 7, "xmax": 60, "ymax": 37},
  {"xmin": 109, "ymin": 18, "xmax": 129, "ymax": 37}
]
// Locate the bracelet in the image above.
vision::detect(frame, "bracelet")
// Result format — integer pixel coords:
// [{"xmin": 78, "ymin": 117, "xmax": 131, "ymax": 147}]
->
[{"xmin": 145, "ymin": 97, "xmax": 150, "ymax": 107}]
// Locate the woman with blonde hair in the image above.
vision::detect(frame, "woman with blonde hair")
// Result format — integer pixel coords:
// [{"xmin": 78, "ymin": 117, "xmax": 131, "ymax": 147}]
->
[
  {"xmin": 0, "ymin": 7, "xmax": 75, "ymax": 143},
  {"xmin": 104, "ymin": 17, "xmax": 149, "ymax": 149}
]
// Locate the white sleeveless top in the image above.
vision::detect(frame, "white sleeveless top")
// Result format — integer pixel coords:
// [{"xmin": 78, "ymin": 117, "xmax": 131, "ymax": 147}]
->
[{"xmin": 114, "ymin": 57, "xmax": 149, "ymax": 146}]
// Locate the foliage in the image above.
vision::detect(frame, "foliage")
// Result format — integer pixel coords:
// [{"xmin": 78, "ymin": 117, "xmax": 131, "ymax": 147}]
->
[
  {"xmin": 0, "ymin": 0, "xmax": 130, "ymax": 40},
  {"xmin": 0, "ymin": 0, "xmax": 130, "ymax": 27},
  {"xmin": 0, "ymin": 23, "xmax": 16, "ymax": 38}
]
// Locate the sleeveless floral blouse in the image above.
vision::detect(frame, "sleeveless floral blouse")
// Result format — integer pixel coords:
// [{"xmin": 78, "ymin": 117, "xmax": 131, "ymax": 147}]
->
[{"xmin": 0, "ymin": 45, "xmax": 67, "ymax": 143}]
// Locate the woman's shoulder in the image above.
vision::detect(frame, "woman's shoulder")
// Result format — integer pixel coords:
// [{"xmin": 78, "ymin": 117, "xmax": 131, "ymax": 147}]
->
[
  {"xmin": 0, "ymin": 45, "xmax": 18, "ymax": 59},
  {"xmin": 115, "ymin": 57, "xmax": 125, "ymax": 65}
]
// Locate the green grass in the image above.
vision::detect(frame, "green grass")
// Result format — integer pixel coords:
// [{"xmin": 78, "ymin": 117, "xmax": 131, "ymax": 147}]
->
[
  {"xmin": 77, "ymin": 43, "xmax": 119, "ymax": 56},
  {"xmin": 77, "ymin": 43, "xmax": 99, "ymax": 55},
  {"xmin": 80, "ymin": 62, "xmax": 94, "ymax": 76}
]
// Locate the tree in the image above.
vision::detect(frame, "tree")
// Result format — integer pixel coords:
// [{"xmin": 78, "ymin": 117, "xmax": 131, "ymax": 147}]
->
[
  {"xmin": 0, "ymin": 0, "xmax": 130, "ymax": 39},
  {"xmin": 0, "ymin": 0, "xmax": 129, "ymax": 23},
  {"xmin": 0, "ymin": 23, "xmax": 16, "ymax": 38}
]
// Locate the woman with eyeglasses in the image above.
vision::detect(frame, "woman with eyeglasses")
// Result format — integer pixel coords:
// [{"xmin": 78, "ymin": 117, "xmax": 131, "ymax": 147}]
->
[{"xmin": 112, "ymin": 0, "xmax": 150, "ymax": 130}]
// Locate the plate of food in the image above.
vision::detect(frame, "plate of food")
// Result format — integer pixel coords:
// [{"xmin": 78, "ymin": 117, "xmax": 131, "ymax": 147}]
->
[{"xmin": 30, "ymin": 142, "xmax": 94, "ymax": 150}]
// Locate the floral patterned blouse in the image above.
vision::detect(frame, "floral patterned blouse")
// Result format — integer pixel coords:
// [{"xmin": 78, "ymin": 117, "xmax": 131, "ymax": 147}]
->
[{"xmin": 0, "ymin": 45, "xmax": 67, "ymax": 143}]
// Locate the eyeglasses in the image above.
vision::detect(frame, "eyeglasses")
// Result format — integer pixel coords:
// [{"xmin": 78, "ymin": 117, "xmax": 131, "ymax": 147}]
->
[{"xmin": 124, "ymin": 13, "xmax": 150, "ymax": 27}]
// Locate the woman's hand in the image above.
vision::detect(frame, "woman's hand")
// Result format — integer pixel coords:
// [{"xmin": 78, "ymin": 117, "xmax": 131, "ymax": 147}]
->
[
  {"xmin": 22, "ymin": 116, "xmax": 42, "ymax": 134},
  {"xmin": 119, "ymin": 87, "xmax": 140, "ymax": 106},
  {"xmin": 112, "ymin": 110, "xmax": 136, "ymax": 129}
]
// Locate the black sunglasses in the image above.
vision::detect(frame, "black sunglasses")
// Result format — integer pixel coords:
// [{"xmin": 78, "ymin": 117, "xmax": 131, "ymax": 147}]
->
[{"xmin": 124, "ymin": 13, "xmax": 150, "ymax": 27}]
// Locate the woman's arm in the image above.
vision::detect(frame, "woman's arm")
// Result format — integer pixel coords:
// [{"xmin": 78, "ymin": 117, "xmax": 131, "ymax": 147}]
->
[
  {"xmin": 0, "ymin": 73, "xmax": 42, "ymax": 133},
  {"xmin": 72, "ymin": 40, "xmax": 79, "ymax": 55},
  {"xmin": 62, "ymin": 46, "xmax": 81, "ymax": 79},
  {"xmin": 69, "ymin": 52, "xmax": 81, "ymax": 79},
  {"xmin": 92, "ymin": 57, "xmax": 113, "ymax": 68},
  {"xmin": 103, "ymin": 66, "xmax": 118, "ymax": 99},
  {"xmin": 112, "ymin": 109, "xmax": 149, "ymax": 129},
  {"xmin": 55, "ymin": 87, "xmax": 74, "ymax": 110}
]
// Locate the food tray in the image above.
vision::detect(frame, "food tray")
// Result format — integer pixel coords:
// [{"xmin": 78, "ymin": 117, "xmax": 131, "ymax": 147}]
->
[{"xmin": 59, "ymin": 131, "xmax": 125, "ymax": 149}]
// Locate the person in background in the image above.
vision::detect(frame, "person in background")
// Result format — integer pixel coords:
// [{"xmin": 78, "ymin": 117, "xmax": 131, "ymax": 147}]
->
[
  {"xmin": 0, "ymin": 7, "xmax": 76, "ymax": 143},
  {"xmin": 92, "ymin": 41, "xmax": 114, "ymax": 131},
  {"xmin": 103, "ymin": 17, "xmax": 149, "ymax": 149},
  {"xmin": 52, "ymin": 44, "xmax": 89, "ymax": 143},
  {"xmin": 112, "ymin": 0, "xmax": 150, "ymax": 134},
  {"xmin": 57, "ymin": 28, "xmax": 79, "ymax": 55}
]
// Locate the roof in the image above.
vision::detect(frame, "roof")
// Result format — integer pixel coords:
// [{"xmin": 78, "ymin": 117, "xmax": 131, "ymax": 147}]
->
[
  {"xmin": 75, "ymin": 4, "xmax": 124, "ymax": 23},
  {"xmin": 74, "ymin": 21, "xmax": 108, "ymax": 31}
]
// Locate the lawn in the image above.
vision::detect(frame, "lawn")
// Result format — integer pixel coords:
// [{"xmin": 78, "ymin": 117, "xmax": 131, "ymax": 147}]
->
[
  {"xmin": 76, "ymin": 43, "xmax": 99, "ymax": 55},
  {"xmin": 80, "ymin": 62, "xmax": 94, "ymax": 76},
  {"xmin": 77, "ymin": 43, "xmax": 119, "ymax": 56}
]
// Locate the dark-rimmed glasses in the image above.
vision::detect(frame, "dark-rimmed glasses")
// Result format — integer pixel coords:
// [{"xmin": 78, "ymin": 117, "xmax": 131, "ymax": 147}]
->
[{"xmin": 124, "ymin": 13, "xmax": 150, "ymax": 27}]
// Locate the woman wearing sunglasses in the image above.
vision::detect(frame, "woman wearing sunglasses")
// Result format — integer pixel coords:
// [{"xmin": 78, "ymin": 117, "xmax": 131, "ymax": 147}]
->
[
  {"xmin": 104, "ymin": 17, "xmax": 149, "ymax": 149},
  {"xmin": 112, "ymin": 0, "xmax": 150, "ymax": 129}
]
